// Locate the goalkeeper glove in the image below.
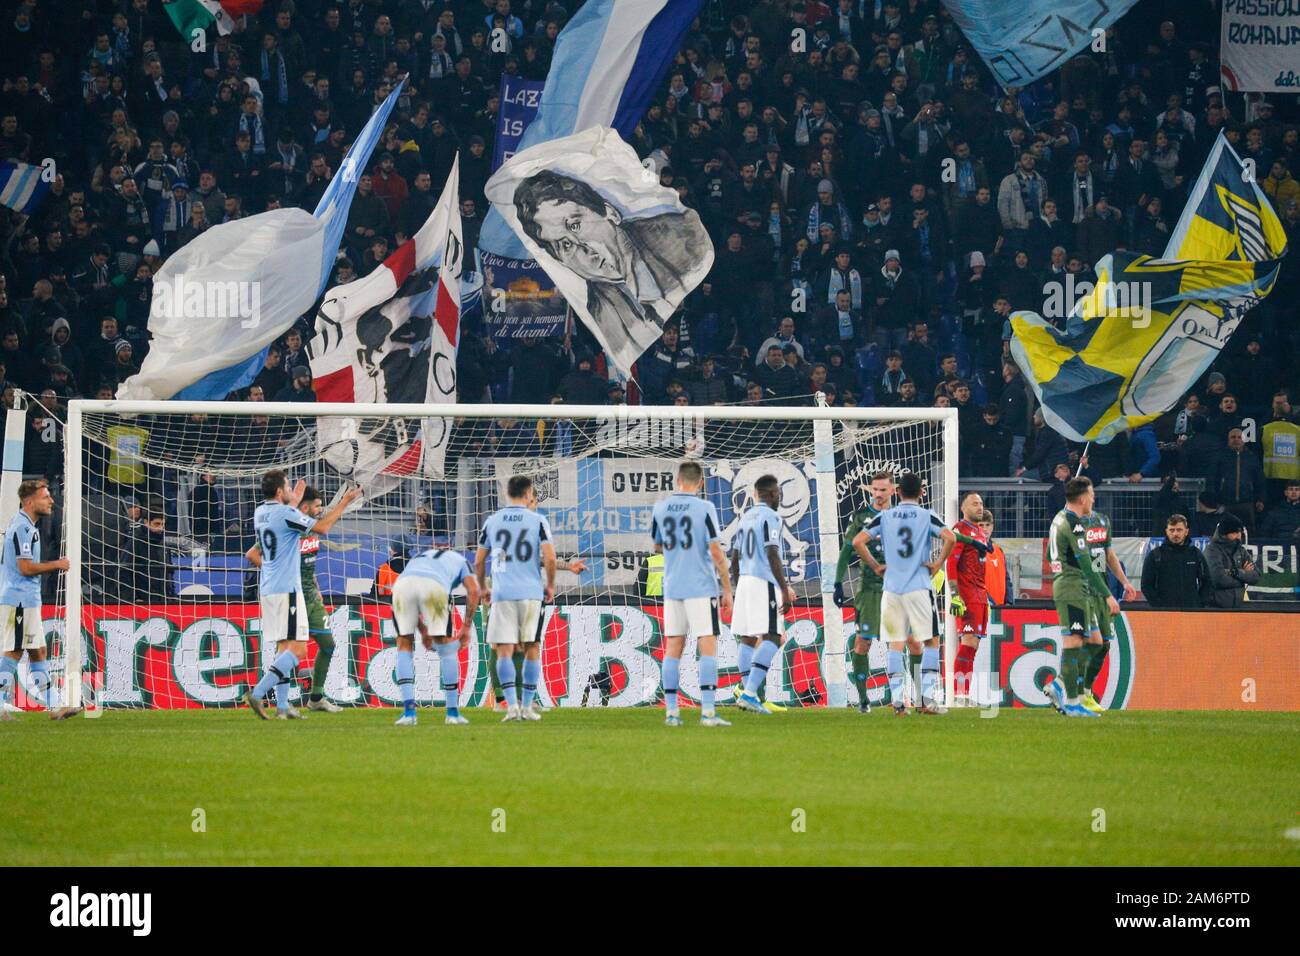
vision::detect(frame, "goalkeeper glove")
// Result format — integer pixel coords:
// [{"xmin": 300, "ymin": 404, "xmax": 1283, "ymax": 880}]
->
[
  {"xmin": 833, "ymin": 582, "xmax": 849, "ymax": 607},
  {"xmin": 949, "ymin": 592, "xmax": 967, "ymax": 617},
  {"xmin": 931, "ymin": 568, "xmax": 946, "ymax": 593}
]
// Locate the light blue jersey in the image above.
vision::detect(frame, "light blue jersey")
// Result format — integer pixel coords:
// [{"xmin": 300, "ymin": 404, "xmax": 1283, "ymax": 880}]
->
[
  {"xmin": 253, "ymin": 502, "xmax": 316, "ymax": 595},
  {"xmin": 400, "ymin": 548, "xmax": 471, "ymax": 592},
  {"xmin": 479, "ymin": 506, "xmax": 552, "ymax": 601},
  {"xmin": 866, "ymin": 502, "xmax": 945, "ymax": 594},
  {"xmin": 733, "ymin": 503, "xmax": 783, "ymax": 585},
  {"xmin": 0, "ymin": 511, "xmax": 41, "ymax": 607},
  {"xmin": 651, "ymin": 493, "xmax": 721, "ymax": 600}
]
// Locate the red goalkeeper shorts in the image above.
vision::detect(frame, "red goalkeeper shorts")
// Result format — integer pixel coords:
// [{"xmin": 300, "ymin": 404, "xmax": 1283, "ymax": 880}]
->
[{"xmin": 956, "ymin": 600, "xmax": 988, "ymax": 638}]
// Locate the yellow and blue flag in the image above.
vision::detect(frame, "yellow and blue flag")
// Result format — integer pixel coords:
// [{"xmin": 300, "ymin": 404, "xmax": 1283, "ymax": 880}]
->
[{"xmin": 1010, "ymin": 133, "xmax": 1288, "ymax": 444}]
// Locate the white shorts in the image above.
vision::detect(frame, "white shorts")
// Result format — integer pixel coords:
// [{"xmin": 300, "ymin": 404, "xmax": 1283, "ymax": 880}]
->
[
  {"xmin": 881, "ymin": 589, "xmax": 939, "ymax": 644},
  {"xmin": 260, "ymin": 590, "xmax": 309, "ymax": 645},
  {"xmin": 486, "ymin": 599, "xmax": 543, "ymax": 645},
  {"xmin": 391, "ymin": 576, "xmax": 452, "ymax": 637},
  {"xmin": 1, "ymin": 604, "xmax": 43, "ymax": 652},
  {"xmin": 663, "ymin": 595, "xmax": 720, "ymax": 639},
  {"xmin": 731, "ymin": 576, "xmax": 784, "ymax": 637}
]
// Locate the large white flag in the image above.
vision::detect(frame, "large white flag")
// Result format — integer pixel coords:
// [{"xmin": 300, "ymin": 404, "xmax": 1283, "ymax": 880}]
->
[
  {"xmin": 309, "ymin": 159, "xmax": 460, "ymax": 493},
  {"xmin": 485, "ymin": 126, "xmax": 713, "ymax": 376},
  {"xmin": 119, "ymin": 79, "xmax": 407, "ymax": 401},
  {"xmin": 117, "ymin": 208, "xmax": 325, "ymax": 401}
]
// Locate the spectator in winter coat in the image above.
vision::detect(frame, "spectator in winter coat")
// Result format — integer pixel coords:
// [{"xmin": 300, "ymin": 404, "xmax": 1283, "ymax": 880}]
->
[
  {"xmin": 1203, "ymin": 513, "xmax": 1260, "ymax": 608},
  {"xmin": 755, "ymin": 343, "xmax": 800, "ymax": 404},
  {"xmin": 556, "ymin": 353, "xmax": 608, "ymax": 406},
  {"xmin": 1019, "ymin": 411, "xmax": 1070, "ymax": 482},
  {"xmin": 1209, "ymin": 428, "xmax": 1266, "ymax": 532},
  {"xmin": 689, "ymin": 355, "xmax": 732, "ymax": 406},
  {"xmin": 1125, "ymin": 425, "xmax": 1161, "ymax": 480},
  {"xmin": 1178, "ymin": 414, "xmax": 1220, "ymax": 482},
  {"xmin": 1260, "ymin": 480, "xmax": 1300, "ymax": 538},
  {"xmin": 868, "ymin": 249, "xmax": 916, "ymax": 350},
  {"xmin": 369, "ymin": 152, "xmax": 408, "ymax": 222},
  {"xmin": 999, "ymin": 362, "xmax": 1032, "ymax": 475},
  {"xmin": 639, "ymin": 325, "xmax": 696, "ymax": 406},
  {"xmin": 274, "ymin": 365, "xmax": 316, "ymax": 403},
  {"xmin": 1074, "ymin": 197, "xmax": 1124, "ymax": 267},
  {"xmin": 1140, "ymin": 514, "xmax": 1211, "ymax": 608},
  {"xmin": 966, "ymin": 405, "xmax": 1013, "ymax": 477}
]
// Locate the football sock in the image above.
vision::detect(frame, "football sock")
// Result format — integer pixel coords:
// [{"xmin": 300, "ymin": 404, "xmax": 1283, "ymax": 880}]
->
[
  {"xmin": 29, "ymin": 659, "xmax": 53, "ymax": 709},
  {"xmin": 488, "ymin": 648, "xmax": 504, "ymax": 702},
  {"xmin": 745, "ymin": 639, "xmax": 778, "ymax": 697},
  {"xmin": 954, "ymin": 643, "xmax": 976, "ymax": 696},
  {"xmin": 437, "ymin": 642, "xmax": 460, "ymax": 714},
  {"xmin": 253, "ymin": 650, "xmax": 297, "ymax": 704},
  {"xmin": 309, "ymin": 631, "xmax": 334, "ymax": 702},
  {"xmin": 662, "ymin": 655, "xmax": 680, "ymax": 713},
  {"xmin": 1085, "ymin": 642, "xmax": 1107, "ymax": 691},
  {"xmin": 396, "ymin": 649, "xmax": 415, "ymax": 710},
  {"xmin": 512, "ymin": 649, "xmax": 525, "ymax": 694},
  {"xmin": 521, "ymin": 658, "xmax": 541, "ymax": 708},
  {"xmin": 0, "ymin": 656, "xmax": 18, "ymax": 704},
  {"xmin": 698, "ymin": 655, "xmax": 717, "ymax": 713},
  {"xmin": 920, "ymin": 646, "xmax": 940, "ymax": 705},
  {"xmin": 496, "ymin": 656, "xmax": 518, "ymax": 708},
  {"xmin": 1060, "ymin": 647, "xmax": 1082, "ymax": 704},
  {"xmin": 887, "ymin": 650, "xmax": 906, "ymax": 707},
  {"xmin": 850, "ymin": 650, "xmax": 872, "ymax": 705},
  {"xmin": 908, "ymin": 651, "xmax": 923, "ymax": 691},
  {"xmin": 1074, "ymin": 646, "xmax": 1093, "ymax": 698},
  {"xmin": 737, "ymin": 641, "xmax": 754, "ymax": 689}
]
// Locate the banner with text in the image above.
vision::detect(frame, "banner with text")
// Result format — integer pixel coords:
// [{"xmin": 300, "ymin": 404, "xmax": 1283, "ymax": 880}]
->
[
  {"xmin": 493, "ymin": 75, "xmax": 544, "ymax": 172},
  {"xmin": 1221, "ymin": 0, "xmax": 1300, "ymax": 93},
  {"xmin": 23, "ymin": 606, "xmax": 1297, "ymax": 711},
  {"xmin": 480, "ymin": 250, "xmax": 568, "ymax": 342}
]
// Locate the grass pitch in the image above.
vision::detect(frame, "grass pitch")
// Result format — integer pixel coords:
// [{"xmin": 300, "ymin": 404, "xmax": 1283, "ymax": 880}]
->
[{"xmin": 1, "ymin": 707, "xmax": 1296, "ymax": 866}]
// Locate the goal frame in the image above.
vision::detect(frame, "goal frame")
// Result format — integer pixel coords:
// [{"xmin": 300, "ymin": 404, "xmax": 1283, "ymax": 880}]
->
[{"xmin": 60, "ymin": 399, "xmax": 960, "ymax": 711}]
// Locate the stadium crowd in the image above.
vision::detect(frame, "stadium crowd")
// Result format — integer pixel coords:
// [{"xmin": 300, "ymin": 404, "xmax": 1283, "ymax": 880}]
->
[{"xmin": 0, "ymin": 0, "xmax": 1297, "ymax": 520}]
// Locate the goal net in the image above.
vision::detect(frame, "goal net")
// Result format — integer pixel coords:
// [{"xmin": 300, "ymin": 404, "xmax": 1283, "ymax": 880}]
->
[{"xmin": 48, "ymin": 399, "xmax": 956, "ymax": 713}]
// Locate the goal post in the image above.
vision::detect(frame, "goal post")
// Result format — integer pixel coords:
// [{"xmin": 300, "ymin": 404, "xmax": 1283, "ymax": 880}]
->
[{"xmin": 57, "ymin": 398, "xmax": 958, "ymax": 713}]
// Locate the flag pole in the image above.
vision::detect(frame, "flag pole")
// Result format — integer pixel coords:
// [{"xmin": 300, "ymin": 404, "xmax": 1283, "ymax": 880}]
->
[{"xmin": 1076, "ymin": 441, "xmax": 1090, "ymax": 477}]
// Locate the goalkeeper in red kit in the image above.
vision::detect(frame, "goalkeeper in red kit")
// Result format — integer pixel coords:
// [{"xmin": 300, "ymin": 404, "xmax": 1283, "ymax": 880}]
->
[{"xmin": 946, "ymin": 492, "xmax": 991, "ymax": 704}]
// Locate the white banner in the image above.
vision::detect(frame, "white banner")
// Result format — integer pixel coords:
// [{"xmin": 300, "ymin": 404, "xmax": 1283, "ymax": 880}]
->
[{"xmin": 1220, "ymin": 0, "xmax": 1300, "ymax": 93}]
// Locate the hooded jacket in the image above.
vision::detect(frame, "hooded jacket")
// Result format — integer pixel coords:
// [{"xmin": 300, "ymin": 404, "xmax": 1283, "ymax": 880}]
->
[{"xmin": 1203, "ymin": 531, "xmax": 1260, "ymax": 608}]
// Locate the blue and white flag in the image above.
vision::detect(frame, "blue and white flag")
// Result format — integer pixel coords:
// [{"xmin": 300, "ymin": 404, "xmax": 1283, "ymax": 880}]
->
[
  {"xmin": 0, "ymin": 161, "xmax": 50, "ymax": 215},
  {"xmin": 941, "ymin": 0, "xmax": 1139, "ymax": 90},
  {"xmin": 479, "ymin": 0, "xmax": 704, "ymax": 260},
  {"xmin": 127, "ymin": 79, "xmax": 408, "ymax": 402}
]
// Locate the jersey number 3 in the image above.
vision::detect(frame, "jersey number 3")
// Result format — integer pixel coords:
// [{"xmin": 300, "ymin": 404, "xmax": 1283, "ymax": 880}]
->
[{"xmin": 895, "ymin": 525, "xmax": 913, "ymax": 559}]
